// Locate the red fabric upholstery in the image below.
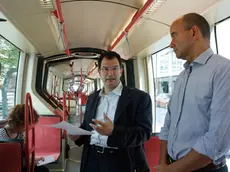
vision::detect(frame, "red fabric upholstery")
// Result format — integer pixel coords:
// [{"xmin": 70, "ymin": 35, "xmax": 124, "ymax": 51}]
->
[
  {"xmin": 0, "ymin": 141, "xmax": 22, "ymax": 172},
  {"xmin": 144, "ymin": 136, "xmax": 161, "ymax": 172},
  {"xmin": 34, "ymin": 115, "xmax": 62, "ymax": 160}
]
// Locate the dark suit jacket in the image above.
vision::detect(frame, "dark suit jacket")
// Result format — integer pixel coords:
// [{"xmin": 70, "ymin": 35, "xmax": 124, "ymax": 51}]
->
[{"xmin": 75, "ymin": 86, "xmax": 152, "ymax": 172}]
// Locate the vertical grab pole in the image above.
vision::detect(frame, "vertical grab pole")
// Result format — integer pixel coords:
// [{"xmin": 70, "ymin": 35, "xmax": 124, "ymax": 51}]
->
[{"xmin": 25, "ymin": 93, "xmax": 36, "ymax": 172}]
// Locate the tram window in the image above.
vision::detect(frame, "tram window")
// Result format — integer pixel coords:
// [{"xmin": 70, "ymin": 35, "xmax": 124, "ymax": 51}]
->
[
  {"xmin": 0, "ymin": 36, "xmax": 20, "ymax": 119},
  {"xmin": 161, "ymin": 81, "xmax": 169, "ymax": 93},
  {"xmin": 151, "ymin": 47, "xmax": 185, "ymax": 132},
  {"xmin": 210, "ymin": 28, "xmax": 217, "ymax": 54},
  {"xmin": 216, "ymin": 17, "xmax": 230, "ymax": 59}
]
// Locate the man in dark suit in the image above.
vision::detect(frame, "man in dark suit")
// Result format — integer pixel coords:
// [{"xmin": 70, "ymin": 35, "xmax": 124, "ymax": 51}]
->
[{"xmin": 70, "ymin": 51, "xmax": 152, "ymax": 172}]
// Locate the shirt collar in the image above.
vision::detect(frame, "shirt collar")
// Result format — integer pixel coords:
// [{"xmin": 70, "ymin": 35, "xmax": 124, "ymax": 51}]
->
[
  {"xmin": 99, "ymin": 82, "xmax": 123, "ymax": 97},
  {"xmin": 183, "ymin": 48, "xmax": 214, "ymax": 69}
]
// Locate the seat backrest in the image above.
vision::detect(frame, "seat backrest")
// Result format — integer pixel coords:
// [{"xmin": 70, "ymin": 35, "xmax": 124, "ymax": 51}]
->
[
  {"xmin": 144, "ymin": 136, "xmax": 161, "ymax": 172},
  {"xmin": 34, "ymin": 115, "xmax": 62, "ymax": 159},
  {"xmin": 0, "ymin": 139, "xmax": 23, "ymax": 172}
]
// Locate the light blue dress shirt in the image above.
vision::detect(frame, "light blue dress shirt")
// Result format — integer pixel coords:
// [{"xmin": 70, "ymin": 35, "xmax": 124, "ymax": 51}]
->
[{"xmin": 159, "ymin": 48, "xmax": 230, "ymax": 164}]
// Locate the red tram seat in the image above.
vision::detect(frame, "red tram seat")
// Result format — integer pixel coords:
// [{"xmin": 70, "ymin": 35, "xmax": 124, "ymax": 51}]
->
[
  {"xmin": 144, "ymin": 135, "xmax": 161, "ymax": 172},
  {"xmin": 34, "ymin": 115, "xmax": 62, "ymax": 160},
  {"xmin": 0, "ymin": 139, "xmax": 23, "ymax": 172}
]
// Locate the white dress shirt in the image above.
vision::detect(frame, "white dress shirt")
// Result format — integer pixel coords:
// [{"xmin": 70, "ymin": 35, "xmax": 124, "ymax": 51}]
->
[{"xmin": 90, "ymin": 82, "xmax": 123, "ymax": 147}]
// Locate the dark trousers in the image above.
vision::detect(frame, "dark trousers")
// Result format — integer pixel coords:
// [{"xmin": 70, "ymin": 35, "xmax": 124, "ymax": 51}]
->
[
  {"xmin": 192, "ymin": 165, "xmax": 228, "ymax": 172},
  {"xmin": 35, "ymin": 166, "xmax": 50, "ymax": 172},
  {"xmin": 168, "ymin": 155, "xmax": 228, "ymax": 172},
  {"xmin": 84, "ymin": 146, "xmax": 133, "ymax": 172},
  {"xmin": 22, "ymin": 165, "xmax": 50, "ymax": 172}
]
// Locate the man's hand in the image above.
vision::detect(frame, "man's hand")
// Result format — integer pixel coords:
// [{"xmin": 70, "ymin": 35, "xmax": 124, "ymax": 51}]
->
[
  {"xmin": 35, "ymin": 157, "xmax": 44, "ymax": 165},
  {"xmin": 154, "ymin": 164, "xmax": 170, "ymax": 172},
  {"xmin": 89, "ymin": 113, "xmax": 114, "ymax": 136},
  {"xmin": 69, "ymin": 135, "xmax": 80, "ymax": 141},
  {"xmin": 154, "ymin": 164, "xmax": 181, "ymax": 172}
]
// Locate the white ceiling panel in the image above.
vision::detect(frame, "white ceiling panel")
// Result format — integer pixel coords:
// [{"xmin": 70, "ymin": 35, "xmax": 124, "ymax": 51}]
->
[
  {"xmin": 0, "ymin": 0, "xmax": 60, "ymax": 56},
  {"xmin": 61, "ymin": 1, "xmax": 137, "ymax": 50},
  {"xmin": 60, "ymin": 0, "xmax": 142, "ymax": 9}
]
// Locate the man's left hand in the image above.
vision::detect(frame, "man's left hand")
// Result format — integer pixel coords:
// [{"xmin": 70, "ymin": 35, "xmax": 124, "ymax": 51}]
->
[
  {"xmin": 154, "ymin": 164, "xmax": 176, "ymax": 172},
  {"xmin": 89, "ymin": 113, "xmax": 114, "ymax": 136}
]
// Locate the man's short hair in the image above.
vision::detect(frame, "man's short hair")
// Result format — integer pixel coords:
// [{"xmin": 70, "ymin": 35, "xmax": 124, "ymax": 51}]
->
[
  {"xmin": 183, "ymin": 13, "xmax": 210, "ymax": 40},
  {"xmin": 98, "ymin": 51, "xmax": 122, "ymax": 69}
]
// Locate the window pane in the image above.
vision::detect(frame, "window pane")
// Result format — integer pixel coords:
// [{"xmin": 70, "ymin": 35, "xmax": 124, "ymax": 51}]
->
[
  {"xmin": 210, "ymin": 28, "xmax": 217, "ymax": 54},
  {"xmin": 216, "ymin": 18, "xmax": 230, "ymax": 59},
  {"xmin": 151, "ymin": 47, "xmax": 185, "ymax": 132},
  {"xmin": 0, "ymin": 36, "xmax": 20, "ymax": 119}
]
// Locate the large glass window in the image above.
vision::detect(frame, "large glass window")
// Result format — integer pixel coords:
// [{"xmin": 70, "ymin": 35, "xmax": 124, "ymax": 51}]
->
[
  {"xmin": 0, "ymin": 36, "xmax": 20, "ymax": 119},
  {"xmin": 151, "ymin": 47, "xmax": 185, "ymax": 132},
  {"xmin": 216, "ymin": 18, "xmax": 230, "ymax": 59},
  {"xmin": 210, "ymin": 28, "xmax": 217, "ymax": 54}
]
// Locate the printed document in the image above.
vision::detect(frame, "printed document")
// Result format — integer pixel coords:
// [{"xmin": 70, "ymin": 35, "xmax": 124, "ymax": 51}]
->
[
  {"xmin": 37, "ymin": 155, "xmax": 55, "ymax": 166},
  {"xmin": 45, "ymin": 121, "xmax": 92, "ymax": 135}
]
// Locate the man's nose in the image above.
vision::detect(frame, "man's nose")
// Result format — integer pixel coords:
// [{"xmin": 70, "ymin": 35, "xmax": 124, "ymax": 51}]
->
[
  {"xmin": 108, "ymin": 69, "xmax": 114, "ymax": 75},
  {"xmin": 170, "ymin": 40, "xmax": 174, "ymax": 48}
]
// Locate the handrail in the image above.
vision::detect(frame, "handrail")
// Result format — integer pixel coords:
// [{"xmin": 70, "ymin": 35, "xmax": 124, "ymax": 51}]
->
[
  {"xmin": 25, "ymin": 93, "xmax": 36, "ymax": 172},
  {"xmin": 53, "ymin": 0, "xmax": 71, "ymax": 56},
  {"xmin": 108, "ymin": 0, "xmax": 153, "ymax": 50}
]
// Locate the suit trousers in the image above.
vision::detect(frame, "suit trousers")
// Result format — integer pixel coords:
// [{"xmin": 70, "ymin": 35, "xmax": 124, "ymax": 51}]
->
[
  {"xmin": 192, "ymin": 165, "xmax": 228, "ymax": 172},
  {"xmin": 84, "ymin": 146, "xmax": 133, "ymax": 172}
]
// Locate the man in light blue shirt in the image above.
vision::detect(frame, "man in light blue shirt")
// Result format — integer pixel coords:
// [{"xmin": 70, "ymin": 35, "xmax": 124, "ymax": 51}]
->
[{"xmin": 156, "ymin": 13, "xmax": 230, "ymax": 172}]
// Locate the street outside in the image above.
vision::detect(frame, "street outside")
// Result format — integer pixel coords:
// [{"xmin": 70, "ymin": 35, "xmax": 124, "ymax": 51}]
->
[
  {"xmin": 0, "ymin": 89, "xmax": 15, "ymax": 119},
  {"xmin": 155, "ymin": 107, "xmax": 167, "ymax": 132}
]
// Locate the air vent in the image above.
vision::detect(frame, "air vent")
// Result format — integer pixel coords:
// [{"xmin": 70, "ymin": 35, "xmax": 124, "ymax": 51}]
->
[
  {"xmin": 72, "ymin": 52, "xmax": 100, "ymax": 58},
  {"xmin": 40, "ymin": 0, "xmax": 54, "ymax": 9},
  {"xmin": 144, "ymin": 0, "xmax": 167, "ymax": 16}
]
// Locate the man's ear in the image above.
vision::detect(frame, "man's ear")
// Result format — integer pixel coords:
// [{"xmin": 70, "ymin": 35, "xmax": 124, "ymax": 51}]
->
[
  {"xmin": 190, "ymin": 25, "xmax": 199, "ymax": 40},
  {"xmin": 120, "ymin": 67, "xmax": 124, "ymax": 75}
]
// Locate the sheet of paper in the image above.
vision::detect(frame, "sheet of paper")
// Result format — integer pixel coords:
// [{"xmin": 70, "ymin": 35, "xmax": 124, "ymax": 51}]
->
[
  {"xmin": 45, "ymin": 121, "xmax": 92, "ymax": 135},
  {"xmin": 37, "ymin": 155, "xmax": 55, "ymax": 166}
]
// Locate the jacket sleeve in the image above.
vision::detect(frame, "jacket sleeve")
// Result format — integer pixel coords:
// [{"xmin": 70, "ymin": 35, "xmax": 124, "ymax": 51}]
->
[{"xmin": 107, "ymin": 92, "xmax": 152, "ymax": 148}]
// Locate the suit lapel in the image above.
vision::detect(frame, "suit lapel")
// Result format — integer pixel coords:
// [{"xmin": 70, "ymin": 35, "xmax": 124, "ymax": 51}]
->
[
  {"xmin": 113, "ymin": 87, "xmax": 130, "ymax": 123},
  {"xmin": 88, "ymin": 91, "xmax": 100, "ymax": 121}
]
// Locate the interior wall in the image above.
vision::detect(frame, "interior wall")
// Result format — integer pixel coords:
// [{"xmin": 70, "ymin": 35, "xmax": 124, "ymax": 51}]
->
[{"xmin": 24, "ymin": 54, "xmax": 52, "ymax": 114}]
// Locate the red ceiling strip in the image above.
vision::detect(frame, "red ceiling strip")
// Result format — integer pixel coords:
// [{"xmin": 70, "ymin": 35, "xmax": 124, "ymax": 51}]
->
[
  {"xmin": 108, "ymin": 0, "xmax": 153, "ymax": 51},
  {"xmin": 53, "ymin": 0, "xmax": 71, "ymax": 56}
]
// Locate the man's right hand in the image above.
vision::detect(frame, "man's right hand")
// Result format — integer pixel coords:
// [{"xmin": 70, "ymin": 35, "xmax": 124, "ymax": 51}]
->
[{"xmin": 69, "ymin": 135, "xmax": 80, "ymax": 141}]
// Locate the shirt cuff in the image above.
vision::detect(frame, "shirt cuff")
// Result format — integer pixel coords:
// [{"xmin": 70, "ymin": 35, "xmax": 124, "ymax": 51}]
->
[
  {"xmin": 192, "ymin": 136, "xmax": 215, "ymax": 161},
  {"xmin": 158, "ymin": 127, "xmax": 168, "ymax": 141}
]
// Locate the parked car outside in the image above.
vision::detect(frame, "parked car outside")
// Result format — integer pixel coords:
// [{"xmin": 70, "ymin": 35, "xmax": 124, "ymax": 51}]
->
[{"xmin": 156, "ymin": 93, "xmax": 171, "ymax": 108}]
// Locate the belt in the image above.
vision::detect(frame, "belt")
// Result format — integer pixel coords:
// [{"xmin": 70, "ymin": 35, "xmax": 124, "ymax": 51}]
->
[{"xmin": 90, "ymin": 145, "xmax": 119, "ymax": 154}]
